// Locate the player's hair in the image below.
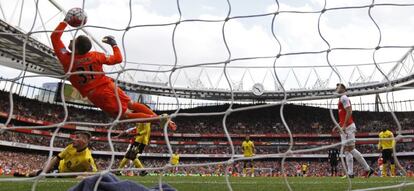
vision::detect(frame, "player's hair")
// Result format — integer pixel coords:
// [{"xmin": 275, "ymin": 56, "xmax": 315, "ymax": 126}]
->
[
  {"xmin": 336, "ymin": 83, "xmax": 347, "ymax": 91},
  {"xmin": 75, "ymin": 131, "xmax": 92, "ymax": 140},
  {"xmin": 75, "ymin": 35, "xmax": 92, "ymax": 55}
]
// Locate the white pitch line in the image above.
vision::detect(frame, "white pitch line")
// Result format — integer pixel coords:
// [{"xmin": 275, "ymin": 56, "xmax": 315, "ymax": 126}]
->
[{"xmin": 29, "ymin": 179, "xmax": 413, "ymax": 186}]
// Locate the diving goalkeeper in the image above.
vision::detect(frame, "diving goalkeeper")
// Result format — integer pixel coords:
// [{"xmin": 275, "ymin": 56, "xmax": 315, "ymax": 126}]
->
[{"xmin": 50, "ymin": 14, "xmax": 176, "ymax": 130}]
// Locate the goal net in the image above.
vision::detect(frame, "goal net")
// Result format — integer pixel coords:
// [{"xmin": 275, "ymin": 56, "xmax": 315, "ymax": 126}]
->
[{"xmin": 0, "ymin": 0, "xmax": 413, "ymax": 190}]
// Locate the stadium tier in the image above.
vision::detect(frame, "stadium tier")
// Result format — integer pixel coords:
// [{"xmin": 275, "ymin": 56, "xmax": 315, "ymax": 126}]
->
[
  {"xmin": 1, "ymin": 89, "xmax": 414, "ymax": 177},
  {"xmin": 1, "ymin": 0, "xmax": 414, "ymax": 191}
]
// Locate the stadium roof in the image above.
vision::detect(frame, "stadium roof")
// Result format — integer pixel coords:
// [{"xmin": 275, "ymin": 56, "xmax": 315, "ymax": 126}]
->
[{"xmin": 1, "ymin": 0, "xmax": 414, "ymax": 101}]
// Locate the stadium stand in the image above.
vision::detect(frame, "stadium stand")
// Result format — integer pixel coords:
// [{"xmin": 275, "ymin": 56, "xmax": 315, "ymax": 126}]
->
[{"xmin": 0, "ymin": 90, "xmax": 413, "ymax": 177}]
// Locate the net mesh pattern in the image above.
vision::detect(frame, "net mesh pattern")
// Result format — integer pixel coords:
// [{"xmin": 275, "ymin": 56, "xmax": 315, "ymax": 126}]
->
[{"xmin": 0, "ymin": 0, "xmax": 413, "ymax": 190}]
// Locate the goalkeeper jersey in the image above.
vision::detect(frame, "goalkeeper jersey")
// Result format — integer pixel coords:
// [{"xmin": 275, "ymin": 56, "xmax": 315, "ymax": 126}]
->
[{"xmin": 51, "ymin": 22, "xmax": 122, "ymax": 97}]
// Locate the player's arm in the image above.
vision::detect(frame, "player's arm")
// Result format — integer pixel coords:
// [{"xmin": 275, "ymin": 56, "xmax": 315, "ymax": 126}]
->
[
  {"xmin": 43, "ymin": 156, "xmax": 60, "ymax": 173},
  {"xmin": 327, "ymin": 152, "xmax": 331, "ymax": 162},
  {"xmin": 114, "ymin": 127, "xmax": 137, "ymax": 138},
  {"xmin": 390, "ymin": 132, "xmax": 396, "ymax": 148},
  {"xmin": 99, "ymin": 36, "xmax": 123, "ymax": 65},
  {"xmin": 335, "ymin": 150, "xmax": 339, "ymax": 160},
  {"xmin": 50, "ymin": 22, "xmax": 70, "ymax": 62},
  {"xmin": 137, "ymin": 128, "xmax": 147, "ymax": 136},
  {"xmin": 43, "ymin": 145, "xmax": 70, "ymax": 173},
  {"xmin": 114, "ymin": 131, "xmax": 128, "ymax": 139},
  {"xmin": 25, "ymin": 156, "xmax": 60, "ymax": 177},
  {"xmin": 341, "ymin": 96, "xmax": 352, "ymax": 128},
  {"xmin": 89, "ymin": 158, "xmax": 98, "ymax": 172}
]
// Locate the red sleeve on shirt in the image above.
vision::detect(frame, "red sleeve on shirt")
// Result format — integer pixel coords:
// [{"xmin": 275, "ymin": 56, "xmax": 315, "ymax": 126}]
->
[
  {"xmin": 51, "ymin": 22, "xmax": 71, "ymax": 69},
  {"xmin": 96, "ymin": 46, "xmax": 123, "ymax": 65}
]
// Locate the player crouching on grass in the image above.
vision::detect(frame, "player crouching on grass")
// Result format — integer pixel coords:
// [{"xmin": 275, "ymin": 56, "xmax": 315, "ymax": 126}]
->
[
  {"xmin": 51, "ymin": 15, "xmax": 176, "ymax": 131},
  {"xmin": 14, "ymin": 131, "xmax": 97, "ymax": 178},
  {"xmin": 114, "ymin": 122, "xmax": 151, "ymax": 176}
]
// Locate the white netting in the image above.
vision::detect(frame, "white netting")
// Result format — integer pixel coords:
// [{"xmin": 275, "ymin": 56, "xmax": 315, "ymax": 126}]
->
[{"xmin": 0, "ymin": 0, "xmax": 413, "ymax": 191}]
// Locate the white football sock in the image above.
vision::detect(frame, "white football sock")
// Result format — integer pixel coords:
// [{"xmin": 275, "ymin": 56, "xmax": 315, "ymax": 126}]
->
[
  {"xmin": 345, "ymin": 151, "xmax": 354, "ymax": 175},
  {"xmin": 351, "ymin": 149, "xmax": 370, "ymax": 171}
]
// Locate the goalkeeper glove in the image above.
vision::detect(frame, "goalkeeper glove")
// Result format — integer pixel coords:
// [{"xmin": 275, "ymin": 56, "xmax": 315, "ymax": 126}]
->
[
  {"xmin": 63, "ymin": 13, "xmax": 71, "ymax": 24},
  {"xmin": 102, "ymin": 35, "xmax": 117, "ymax": 46}
]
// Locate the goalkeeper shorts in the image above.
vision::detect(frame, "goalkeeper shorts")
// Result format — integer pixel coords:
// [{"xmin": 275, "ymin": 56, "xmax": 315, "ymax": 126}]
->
[{"xmin": 88, "ymin": 82, "xmax": 131, "ymax": 117}]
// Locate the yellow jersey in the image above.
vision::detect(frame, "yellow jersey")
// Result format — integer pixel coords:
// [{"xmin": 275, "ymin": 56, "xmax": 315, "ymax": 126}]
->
[
  {"xmin": 242, "ymin": 140, "xmax": 255, "ymax": 157},
  {"xmin": 301, "ymin": 164, "xmax": 308, "ymax": 172},
  {"xmin": 171, "ymin": 154, "xmax": 180, "ymax": 165},
  {"xmin": 378, "ymin": 130, "xmax": 395, "ymax": 150},
  {"xmin": 57, "ymin": 144, "xmax": 97, "ymax": 173},
  {"xmin": 126, "ymin": 123, "xmax": 151, "ymax": 145}
]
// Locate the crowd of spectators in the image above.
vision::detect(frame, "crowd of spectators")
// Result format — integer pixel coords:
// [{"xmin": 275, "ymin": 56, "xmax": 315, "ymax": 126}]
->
[
  {"xmin": 1, "ymin": 150, "xmax": 414, "ymax": 177},
  {"xmin": 1, "ymin": 130, "xmax": 414, "ymax": 155},
  {"xmin": 1, "ymin": 90, "xmax": 413, "ymax": 135},
  {"xmin": 1, "ymin": 90, "xmax": 414, "ymax": 177}
]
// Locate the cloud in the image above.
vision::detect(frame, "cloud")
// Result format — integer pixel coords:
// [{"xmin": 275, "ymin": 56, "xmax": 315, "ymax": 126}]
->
[{"xmin": 0, "ymin": 0, "xmax": 413, "ymax": 93}]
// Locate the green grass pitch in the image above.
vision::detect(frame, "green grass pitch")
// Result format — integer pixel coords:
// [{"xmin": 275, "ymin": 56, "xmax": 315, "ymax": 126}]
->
[{"xmin": 0, "ymin": 176, "xmax": 413, "ymax": 191}]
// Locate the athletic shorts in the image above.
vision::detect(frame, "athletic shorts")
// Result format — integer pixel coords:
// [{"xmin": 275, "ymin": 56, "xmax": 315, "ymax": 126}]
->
[
  {"xmin": 330, "ymin": 159, "xmax": 338, "ymax": 166},
  {"xmin": 87, "ymin": 82, "xmax": 131, "ymax": 117},
  {"xmin": 125, "ymin": 142, "xmax": 146, "ymax": 160},
  {"xmin": 243, "ymin": 160, "xmax": 254, "ymax": 168},
  {"xmin": 340, "ymin": 123, "xmax": 356, "ymax": 146},
  {"xmin": 382, "ymin": 149, "xmax": 394, "ymax": 164}
]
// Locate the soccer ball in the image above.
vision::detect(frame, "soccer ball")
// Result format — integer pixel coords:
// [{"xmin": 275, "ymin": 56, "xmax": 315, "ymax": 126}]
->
[{"xmin": 65, "ymin": 7, "xmax": 87, "ymax": 27}]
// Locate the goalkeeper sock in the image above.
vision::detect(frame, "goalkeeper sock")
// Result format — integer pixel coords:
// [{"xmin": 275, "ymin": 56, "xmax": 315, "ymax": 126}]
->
[
  {"xmin": 133, "ymin": 159, "xmax": 144, "ymax": 168},
  {"xmin": 119, "ymin": 158, "xmax": 128, "ymax": 169},
  {"xmin": 242, "ymin": 168, "xmax": 247, "ymax": 176},
  {"xmin": 345, "ymin": 151, "xmax": 354, "ymax": 175},
  {"xmin": 351, "ymin": 149, "xmax": 370, "ymax": 171},
  {"xmin": 251, "ymin": 167, "xmax": 255, "ymax": 176},
  {"xmin": 382, "ymin": 164, "xmax": 388, "ymax": 177},
  {"xmin": 390, "ymin": 164, "xmax": 396, "ymax": 176},
  {"xmin": 129, "ymin": 102, "xmax": 156, "ymax": 115}
]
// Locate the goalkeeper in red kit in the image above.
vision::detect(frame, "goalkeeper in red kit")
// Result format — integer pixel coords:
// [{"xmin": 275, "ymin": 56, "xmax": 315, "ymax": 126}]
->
[{"xmin": 50, "ymin": 15, "xmax": 176, "ymax": 130}]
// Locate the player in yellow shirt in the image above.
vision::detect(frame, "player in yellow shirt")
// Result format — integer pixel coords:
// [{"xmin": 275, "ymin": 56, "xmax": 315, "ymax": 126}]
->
[
  {"xmin": 115, "ymin": 122, "xmax": 151, "ymax": 176},
  {"xmin": 301, "ymin": 163, "xmax": 308, "ymax": 177},
  {"xmin": 171, "ymin": 152, "xmax": 180, "ymax": 174},
  {"xmin": 378, "ymin": 127, "xmax": 396, "ymax": 177},
  {"xmin": 171, "ymin": 152, "xmax": 180, "ymax": 165},
  {"xmin": 241, "ymin": 136, "xmax": 255, "ymax": 177},
  {"xmin": 15, "ymin": 131, "xmax": 97, "ymax": 177}
]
